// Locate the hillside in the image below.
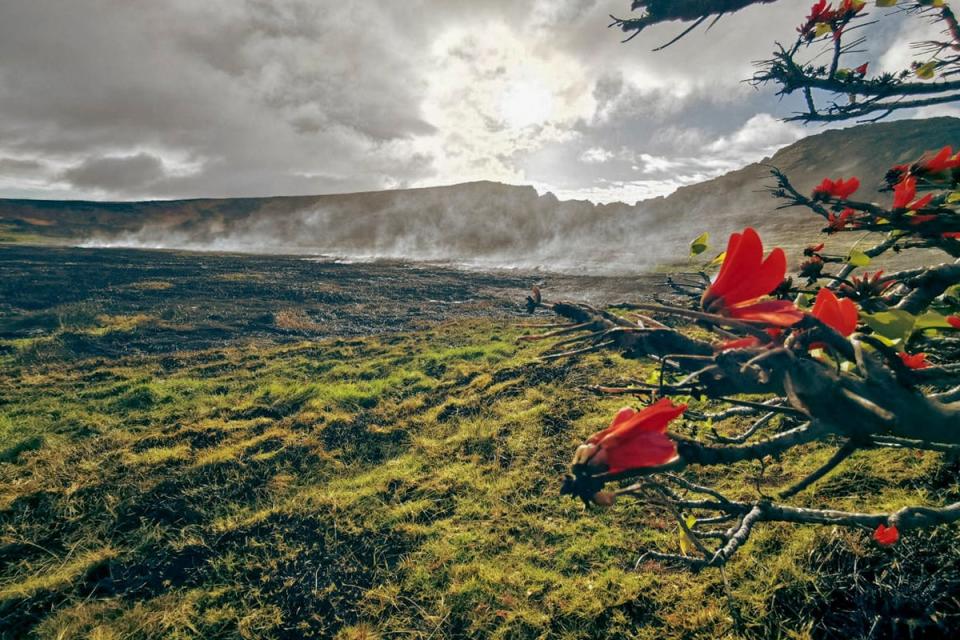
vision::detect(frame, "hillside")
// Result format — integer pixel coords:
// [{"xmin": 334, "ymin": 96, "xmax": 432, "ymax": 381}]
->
[
  {"xmin": 1, "ymin": 117, "xmax": 959, "ymax": 272},
  {"xmin": 641, "ymin": 116, "xmax": 960, "ymax": 242}
]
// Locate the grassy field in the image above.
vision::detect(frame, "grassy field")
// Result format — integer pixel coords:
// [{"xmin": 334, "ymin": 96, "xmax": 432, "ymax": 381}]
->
[{"xmin": 1, "ymin": 245, "xmax": 959, "ymax": 639}]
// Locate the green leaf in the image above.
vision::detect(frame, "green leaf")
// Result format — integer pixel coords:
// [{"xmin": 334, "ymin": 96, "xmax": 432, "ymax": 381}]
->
[
  {"xmin": 690, "ymin": 232, "xmax": 709, "ymax": 256},
  {"xmin": 708, "ymin": 251, "xmax": 726, "ymax": 267},
  {"xmin": 847, "ymin": 249, "xmax": 871, "ymax": 267},
  {"xmin": 914, "ymin": 311, "xmax": 952, "ymax": 330},
  {"xmin": 869, "ymin": 333, "xmax": 902, "ymax": 348},
  {"xmin": 861, "ymin": 310, "xmax": 916, "ymax": 342},
  {"xmin": 916, "ymin": 61, "xmax": 937, "ymax": 80}
]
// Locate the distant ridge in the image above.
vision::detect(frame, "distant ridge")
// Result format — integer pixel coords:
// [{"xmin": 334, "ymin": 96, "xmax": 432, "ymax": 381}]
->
[
  {"xmin": 2, "ymin": 117, "xmax": 958, "ymax": 273},
  {"xmin": 639, "ymin": 116, "xmax": 960, "ymax": 242}
]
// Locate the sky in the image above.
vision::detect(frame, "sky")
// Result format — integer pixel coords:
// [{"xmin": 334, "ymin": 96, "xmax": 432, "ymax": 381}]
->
[{"xmin": 0, "ymin": 0, "xmax": 954, "ymax": 204}]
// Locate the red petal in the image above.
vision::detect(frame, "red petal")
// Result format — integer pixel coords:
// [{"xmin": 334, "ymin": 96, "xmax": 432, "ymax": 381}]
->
[
  {"xmin": 894, "ymin": 176, "xmax": 916, "ymax": 209},
  {"xmin": 925, "ymin": 146, "xmax": 953, "ymax": 173},
  {"xmin": 716, "ymin": 336, "xmax": 763, "ymax": 351},
  {"xmin": 899, "ymin": 352, "xmax": 929, "ymax": 369},
  {"xmin": 873, "ymin": 524, "xmax": 899, "ymax": 546},
  {"xmin": 837, "ymin": 177, "xmax": 860, "ymax": 199},
  {"xmin": 604, "ymin": 432, "xmax": 678, "ymax": 474},
  {"xmin": 587, "ymin": 406, "xmax": 636, "ymax": 444},
  {"xmin": 708, "ymin": 229, "xmax": 762, "ymax": 307},
  {"xmin": 728, "ymin": 299, "xmax": 805, "ymax": 327},
  {"xmin": 594, "ymin": 399, "xmax": 687, "ymax": 473},
  {"xmin": 812, "ymin": 288, "xmax": 858, "ymax": 336},
  {"xmin": 720, "ymin": 245, "xmax": 787, "ymax": 308},
  {"xmin": 948, "ymin": 315, "xmax": 960, "ymax": 329},
  {"xmin": 702, "ymin": 231, "xmax": 743, "ymax": 309},
  {"xmin": 838, "ymin": 298, "xmax": 859, "ymax": 335},
  {"xmin": 909, "ymin": 194, "xmax": 934, "ymax": 210},
  {"xmin": 813, "ymin": 177, "xmax": 834, "ymax": 195}
]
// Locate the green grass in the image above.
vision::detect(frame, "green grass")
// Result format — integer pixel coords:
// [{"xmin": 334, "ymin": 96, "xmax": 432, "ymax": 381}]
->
[{"xmin": 1, "ymin": 318, "xmax": 958, "ymax": 639}]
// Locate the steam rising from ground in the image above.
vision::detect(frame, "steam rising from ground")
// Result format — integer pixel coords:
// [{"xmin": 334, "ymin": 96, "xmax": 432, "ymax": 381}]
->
[
  {"xmin": 59, "ymin": 116, "xmax": 960, "ymax": 275},
  {"xmin": 79, "ymin": 182, "xmax": 697, "ymax": 275}
]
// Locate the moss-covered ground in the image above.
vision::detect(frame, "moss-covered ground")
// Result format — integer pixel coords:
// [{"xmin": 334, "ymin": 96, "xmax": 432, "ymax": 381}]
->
[{"xmin": 1, "ymin": 245, "xmax": 959, "ymax": 639}]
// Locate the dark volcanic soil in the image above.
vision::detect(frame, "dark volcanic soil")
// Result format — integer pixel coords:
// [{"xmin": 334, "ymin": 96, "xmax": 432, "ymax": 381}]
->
[{"xmin": 0, "ymin": 244, "xmax": 667, "ymax": 358}]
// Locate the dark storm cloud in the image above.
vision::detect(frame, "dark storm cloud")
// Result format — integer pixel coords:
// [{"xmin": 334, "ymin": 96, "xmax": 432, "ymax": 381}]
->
[
  {"xmin": 60, "ymin": 153, "xmax": 168, "ymax": 192},
  {"xmin": 0, "ymin": 1, "xmax": 440, "ymax": 198},
  {"xmin": 0, "ymin": 1, "xmax": 942, "ymax": 202},
  {"xmin": 0, "ymin": 158, "xmax": 44, "ymax": 175}
]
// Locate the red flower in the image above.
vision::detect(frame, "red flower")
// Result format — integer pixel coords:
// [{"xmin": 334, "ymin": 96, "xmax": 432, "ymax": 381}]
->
[
  {"xmin": 838, "ymin": 0, "xmax": 865, "ymax": 17},
  {"xmin": 811, "ymin": 288, "xmax": 859, "ymax": 336},
  {"xmin": 839, "ymin": 270, "xmax": 896, "ymax": 301},
  {"xmin": 582, "ymin": 399, "xmax": 686, "ymax": 474},
  {"xmin": 808, "ymin": 0, "xmax": 831, "ymax": 21},
  {"xmin": 948, "ymin": 315, "xmax": 960, "ymax": 329},
  {"xmin": 799, "ymin": 0, "xmax": 834, "ymax": 37},
  {"xmin": 899, "ymin": 352, "xmax": 930, "ymax": 369},
  {"xmin": 873, "ymin": 524, "xmax": 899, "ymax": 546},
  {"xmin": 701, "ymin": 228, "xmax": 804, "ymax": 327},
  {"xmin": 826, "ymin": 208, "xmax": 856, "ymax": 233},
  {"xmin": 854, "ymin": 62, "xmax": 868, "ymax": 76},
  {"xmin": 943, "ymin": 232, "xmax": 960, "ymax": 240},
  {"xmin": 813, "ymin": 177, "xmax": 860, "ymax": 200},
  {"xmin": 920, "ymin": 145, "xmax": 960, "ymax": 174},
  {"xmin": 893, "ymin": 176, "xmax": 933, "ymax": 210}
]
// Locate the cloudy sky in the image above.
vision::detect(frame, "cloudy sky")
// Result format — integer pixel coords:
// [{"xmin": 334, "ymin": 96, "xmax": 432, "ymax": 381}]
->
[{"xmin": 0, "ymin": 0, "xmax": 952, "ymax": 204}]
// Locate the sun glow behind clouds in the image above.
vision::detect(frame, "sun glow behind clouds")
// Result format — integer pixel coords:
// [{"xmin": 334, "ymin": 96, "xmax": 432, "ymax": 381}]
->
[
  {"xmin": 414, "ymin": 22, "xmax": 593, "ymax": 186},
  {"xmin": 499, "ymin": 78, "xmax": 555, "ymax": 129}
]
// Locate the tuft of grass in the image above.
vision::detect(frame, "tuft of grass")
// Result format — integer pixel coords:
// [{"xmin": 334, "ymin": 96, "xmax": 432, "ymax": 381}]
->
[
  {"xmin": 273, "ymin": 308, "xmax": 324, "ymax": 332},
  {"xmin": 0, "ymin": 547, "xmax": 118, "ymax": 604},
  {"xmin": 125, "ymin": 444, "xmax": 193, "ymax": 466}
]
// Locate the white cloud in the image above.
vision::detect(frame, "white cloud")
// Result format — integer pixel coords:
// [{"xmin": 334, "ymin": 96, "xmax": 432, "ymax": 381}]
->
[
  {"xmin": 877, "ymin": 11, "xmax": 945, "ymax": 75},
  {"xmin": 706, "ymin": 113, "xmax": 805, "ymax": 162},
  {"xmin": 580, "ymin": 147, "xmax": 615, "ymax": 164},
  {"xmin": 535, "ymin": 113, "xmax": 805, "ymax": 203},
  {"xmin": 537, "ymin": 175, "xmax": 705, "ymax": 204},
  {"xmin": 636, "ymin": 153, "xmax": 685, "ymax": 173}
]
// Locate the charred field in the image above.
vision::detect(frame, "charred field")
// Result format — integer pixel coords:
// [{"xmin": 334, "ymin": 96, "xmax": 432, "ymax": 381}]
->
[
  {"xmin": 0, "ymin": 244, "xmax": 542, "ymax": 356},
  {"xmin": 1, "ymin": 243, "xmax": 959, "ymax": 639}
]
